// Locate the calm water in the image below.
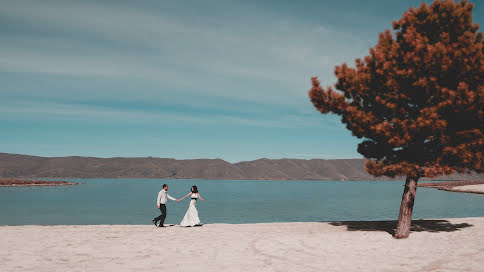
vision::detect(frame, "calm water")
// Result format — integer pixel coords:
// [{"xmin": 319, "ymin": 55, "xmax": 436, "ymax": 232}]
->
[{"xmin": 0, "ymin": 179, "xmax": 483, "ymax": 225}]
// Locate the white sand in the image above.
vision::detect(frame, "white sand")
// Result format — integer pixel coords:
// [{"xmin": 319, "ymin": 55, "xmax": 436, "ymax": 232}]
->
[
  {"xmin": 450, "ymin": 184, "xmax": 484, "ymax": 194},
  {"xmin": 1, "ymin": 218, "xmax": 484, "ymax": 272}
]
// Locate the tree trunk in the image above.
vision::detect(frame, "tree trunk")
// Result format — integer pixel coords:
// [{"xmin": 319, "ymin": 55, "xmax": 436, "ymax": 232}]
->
[{"xmin": 394, "ymin": 176, "xmax": 419, "ymax": 239}]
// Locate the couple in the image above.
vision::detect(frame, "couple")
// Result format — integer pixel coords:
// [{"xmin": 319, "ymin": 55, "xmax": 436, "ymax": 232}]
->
[{"xmin": 152, "ymin": 184, "xmax": 205, "ymax": 227}]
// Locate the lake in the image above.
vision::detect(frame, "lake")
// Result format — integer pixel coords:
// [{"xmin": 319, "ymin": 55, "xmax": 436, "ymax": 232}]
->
[{"xmin": 0, "ymin": 179, "xmax": 483, "ymax": 225}]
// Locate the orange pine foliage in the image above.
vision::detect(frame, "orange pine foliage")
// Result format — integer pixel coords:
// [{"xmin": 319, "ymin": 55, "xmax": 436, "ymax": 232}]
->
[{"xmin": 309, "ymin": 0, "xmax": 483, "ymax": 179}]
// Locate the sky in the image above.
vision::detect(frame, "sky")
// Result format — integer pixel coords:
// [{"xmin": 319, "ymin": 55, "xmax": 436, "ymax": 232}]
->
[{"xmin": 1, "ymin": 0, "xmax": 482, "ymax": 163}]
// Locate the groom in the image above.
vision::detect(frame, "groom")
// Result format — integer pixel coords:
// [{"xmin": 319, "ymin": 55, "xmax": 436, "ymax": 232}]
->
[{"xmin": 153, "ymin": 184, "xmax": 177, "ymax": 227}]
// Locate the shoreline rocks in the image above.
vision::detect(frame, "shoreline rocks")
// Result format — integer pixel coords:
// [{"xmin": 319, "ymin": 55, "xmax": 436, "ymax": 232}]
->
[
  {"xmin": 419, "ymin": 180, "xmax": 484, "ymax": 194},
  {"xmin": 0, "ymin": 179, "xmax": 81, "ymax": 187}
]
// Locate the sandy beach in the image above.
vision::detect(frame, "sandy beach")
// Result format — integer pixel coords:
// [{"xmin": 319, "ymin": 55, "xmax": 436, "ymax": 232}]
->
[
  {"xmin": 450, "ymin": 184, "xmax": 484, "ymax": 194},
  {"xmin": 419, "ymin": 181, "xmax": 484, "ymax": 194},
  {"xmin": 1, "ymin": 218, "xmax": 483, "ymax": 272}
]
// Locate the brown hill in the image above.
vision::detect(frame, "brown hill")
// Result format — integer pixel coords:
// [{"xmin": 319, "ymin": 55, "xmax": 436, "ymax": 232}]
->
[{"xmin": 0, "ymin": 153, "xmax": 482, "ymax": 180}]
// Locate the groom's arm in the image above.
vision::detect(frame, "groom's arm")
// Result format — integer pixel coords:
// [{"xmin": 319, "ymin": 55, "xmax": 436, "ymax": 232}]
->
[{"xmin": 167, "ymin": 194, "xmax": 177, "ymax": 201}]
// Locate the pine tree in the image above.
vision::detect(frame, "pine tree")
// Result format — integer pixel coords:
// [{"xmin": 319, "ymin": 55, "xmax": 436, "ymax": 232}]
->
[{"xmin": 309, "ymin": 0, "xmax": 483, "ymax": 238}]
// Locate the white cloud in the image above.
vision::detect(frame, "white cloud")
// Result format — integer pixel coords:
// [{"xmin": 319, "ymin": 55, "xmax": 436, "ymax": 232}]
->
[
  {"xmin": 0, "ymin": 100, "xmax": 345, "ymax": 130},
  {"xmin": 0, "ymin": 0, "xmax": 370, "ymax": 105}
]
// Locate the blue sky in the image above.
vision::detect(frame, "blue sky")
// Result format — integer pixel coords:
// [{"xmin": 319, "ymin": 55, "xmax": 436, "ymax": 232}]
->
[{"xmin": 1, "ymin": 0, "xmax": 482, "ymax": 162}]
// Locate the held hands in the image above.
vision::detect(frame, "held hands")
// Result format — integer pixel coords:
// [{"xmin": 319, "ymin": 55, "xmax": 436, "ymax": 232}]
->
[{"xmin": 175, "ymin": 199, "xmax": 181, "ymax": 202}]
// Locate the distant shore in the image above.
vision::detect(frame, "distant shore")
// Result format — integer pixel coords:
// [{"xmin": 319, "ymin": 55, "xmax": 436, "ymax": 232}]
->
[
  {"xmin": 419, "ymin": 180, "xmax": 484, "ymax": 194},
  {"xmin": 0, "ymin": 179, "xmax": 80, "ymax": 187},
  {"xmin": 1, "ymin": 217, "xmax": 483, "ymax": 271},
  {"xmin": 2, "ymin": 152, "xmax": 483, "ymax": 181}
]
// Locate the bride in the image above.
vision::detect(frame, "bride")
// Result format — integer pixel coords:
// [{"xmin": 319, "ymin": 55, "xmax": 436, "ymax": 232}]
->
[{"xmin": 176, "ymin": 185, "xmax": 205, "ymax": 227}]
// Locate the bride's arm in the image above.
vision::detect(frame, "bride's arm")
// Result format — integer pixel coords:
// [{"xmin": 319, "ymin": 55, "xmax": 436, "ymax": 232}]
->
[
  {"xmin": 198, "ymin": 193, "xmax": 205, "ymax": 202},
  {"xmin": 176, "ymin": 192, "xmax": 192, "ymax": 202}
]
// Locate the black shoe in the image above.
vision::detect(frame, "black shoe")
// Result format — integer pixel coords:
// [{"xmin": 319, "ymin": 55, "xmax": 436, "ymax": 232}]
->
[
  {"xmin": 158, "ymin": 225, "xmax": 165, "ymax": 227},
  {"xmin": 152, "ymin": 219, "xmax": 157, "ymax": 226}
]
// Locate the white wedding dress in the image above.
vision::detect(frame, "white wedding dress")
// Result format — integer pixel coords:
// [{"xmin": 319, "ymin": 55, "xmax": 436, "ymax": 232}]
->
[{"xmin": 180, "ymin": 193, "xmax": 201, "ymax": 227}]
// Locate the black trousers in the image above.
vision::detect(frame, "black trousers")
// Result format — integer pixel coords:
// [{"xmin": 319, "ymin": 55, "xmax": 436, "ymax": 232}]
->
[{"xmin": 154, "ymin": 204, "xmax": 167, "ymax": 226}]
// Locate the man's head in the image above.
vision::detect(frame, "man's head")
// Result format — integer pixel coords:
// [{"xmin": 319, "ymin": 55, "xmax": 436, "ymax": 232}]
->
[{"xmin": 163, "ymin": 184, "xmax": 168, "ymax": 191}]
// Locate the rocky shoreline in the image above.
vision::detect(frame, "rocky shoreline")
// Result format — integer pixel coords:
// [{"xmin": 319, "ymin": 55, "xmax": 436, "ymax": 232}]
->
[
  {"xmin": 419, "ymin": 180, "xmax": 484, "ymax": 194},
  {"xmin": 0, "ymin": 179, "xmax": 81, "ymax": 187}
]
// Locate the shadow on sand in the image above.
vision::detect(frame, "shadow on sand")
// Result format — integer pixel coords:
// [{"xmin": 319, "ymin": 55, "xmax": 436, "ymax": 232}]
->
[{"xmin": 328, "ymin": 219, "xmax": 473, "ymax": 236}]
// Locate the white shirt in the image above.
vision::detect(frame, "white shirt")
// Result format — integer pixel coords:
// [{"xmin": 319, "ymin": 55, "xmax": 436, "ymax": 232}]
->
[{"xmin": 157, "ymin": 189, "xmax": 176, "ymax": 206}]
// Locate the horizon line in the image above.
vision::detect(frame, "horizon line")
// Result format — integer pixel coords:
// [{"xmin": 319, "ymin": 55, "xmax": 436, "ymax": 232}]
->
[{"xmin": 0, "ymin": 152, "xmax": 364, "ymax": 164}]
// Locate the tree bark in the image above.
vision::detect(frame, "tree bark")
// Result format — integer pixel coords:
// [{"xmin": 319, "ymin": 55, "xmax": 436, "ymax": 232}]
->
[{"xmin": 394, "ymin": 176, "xmax": 419, "ymax": 239}]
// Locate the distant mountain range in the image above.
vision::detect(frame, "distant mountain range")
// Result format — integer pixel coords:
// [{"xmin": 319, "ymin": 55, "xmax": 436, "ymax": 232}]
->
[{"xmin": 0, "ymin": 153, "xmax": 482, "ymax": 181}]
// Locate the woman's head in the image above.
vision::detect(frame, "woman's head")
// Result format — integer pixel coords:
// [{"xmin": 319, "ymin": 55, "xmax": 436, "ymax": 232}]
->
[{"xmin": 191, "ymin": 185, "xmax": 198, "ymax": 193}]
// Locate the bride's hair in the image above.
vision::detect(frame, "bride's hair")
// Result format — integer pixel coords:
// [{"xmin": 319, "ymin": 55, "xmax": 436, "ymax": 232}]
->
[{"xmin": 191, "ymin": 186, "xmax": 198, "ymax": 193}]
